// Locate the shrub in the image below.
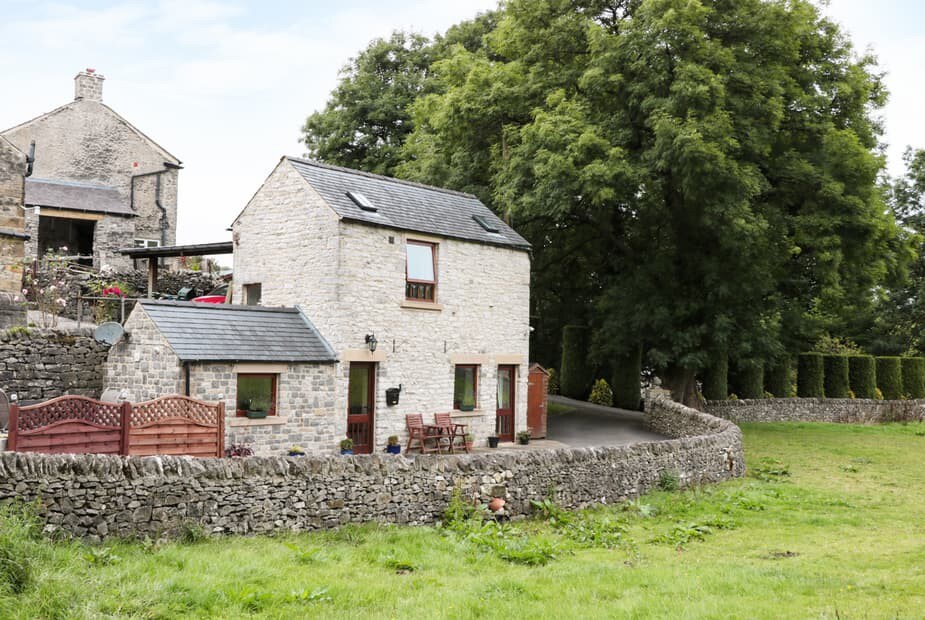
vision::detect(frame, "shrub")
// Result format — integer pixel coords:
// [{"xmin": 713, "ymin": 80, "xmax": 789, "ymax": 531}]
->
[
  {"xmin": 876, "ymin": 357, "xmax": 903, "ymax": 400},
  {"xmin": 813, "ymin": 335, "xmax": 863, "ymax": 355},
  {"xmin": 546, "ymin": 368, "xmax": 560, "ymax": 395},
  {"xmin": 902, "ymin": 357, "xmax": 925, "ymax": 399},
  {"xmin": 732, "ymin": 362, "xmax": 763, "ymax": 399},
  {"xmin": 559, "ymin": 325, "xmax": 591, "ymax": 399},
  {"xmin": 588, "ymin": 379, "xmax": 613, "ymax": 407},
  {"xmin": 847, "ymin": 355, "xmax": 877, "ymax": 399},
  {"xmin": 612, "ymin": 346, "xmax": 642, "ymax": 410},
  {"xmin": 701, "ymin": 353, "xmax": 728, "ymax": 402},
  {"xmin": 823, "ymin": 355, "xmax": 850, "ymax": 398},
  {"xmin": 797, "ymin": 353, "xmax": 824, "ymax": 397},
  {"xmin": 765, "ymin": 358, "xmax": 791, "ymax": 398}
]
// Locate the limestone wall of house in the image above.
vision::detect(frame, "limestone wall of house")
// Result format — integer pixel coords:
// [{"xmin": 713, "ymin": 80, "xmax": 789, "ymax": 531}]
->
[
  {"xmin": 104, "ymin": 306, "xmax": 183, "ymax": 398},
  {"xmin": 0, "ymin": 137, "xmax": 26, "ymax": 303},
  {"xmin": 0, "ymin": 395, "xmax": 743, "ymax": 541},
  {"xmin": 1, "ymin": 79, "xmax": 179, "ymax": 268},
  {"xmin": 189, "ymin": 363, "xmax": 339, "ymax": 456},
  {"xmin": 232, "ymin": 159, "xmax": 532, "ymax": 451}
]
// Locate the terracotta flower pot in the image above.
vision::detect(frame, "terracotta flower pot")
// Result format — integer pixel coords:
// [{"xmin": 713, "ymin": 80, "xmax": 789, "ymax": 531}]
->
[{"xmin": 488, "ymin": 497, "xmax": 506, "ymax": 512}]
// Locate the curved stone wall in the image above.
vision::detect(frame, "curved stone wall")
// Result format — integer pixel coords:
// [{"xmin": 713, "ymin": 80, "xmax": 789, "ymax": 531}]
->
[
  {"xmin": 706, "ymin": 398, "xmax": 925, "ymax": 424},
  {"xmin": 0, "ymin": 396, "xmax": 743, "ymax": 540}
]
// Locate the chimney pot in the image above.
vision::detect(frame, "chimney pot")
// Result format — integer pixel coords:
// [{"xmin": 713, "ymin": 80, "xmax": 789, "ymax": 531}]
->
[{"xmin": 74, "ymin": 69, "xmax": 104, "ymax": 102}]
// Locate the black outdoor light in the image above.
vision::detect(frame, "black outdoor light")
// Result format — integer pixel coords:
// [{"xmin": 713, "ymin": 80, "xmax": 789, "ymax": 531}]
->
[{"xmin": 365, "ymin": 333, "xmax": 378, "ymax": 353}]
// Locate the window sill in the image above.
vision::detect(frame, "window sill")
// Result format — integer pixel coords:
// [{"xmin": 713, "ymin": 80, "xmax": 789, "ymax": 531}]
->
[
  {"xmin": 229, "ymin": 416, "xmax": 288, "ymax": 427},
  {"xmin": 401, "ymin": 300, "xmax": 444, "ymax": 311},
  {"xmin": 451, "ymin": 410, "xmax": 486, "ymax": 418}
]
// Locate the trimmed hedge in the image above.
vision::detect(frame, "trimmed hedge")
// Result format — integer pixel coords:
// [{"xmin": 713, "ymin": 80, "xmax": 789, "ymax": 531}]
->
[
  {"xmin": 559, "ymin": 325, "xmax": 591, "ymax": 399},
  {"xmin": 876, "ymin": 357, "xmax": 903, "ymax": 400},
  {"xmin": 612, "ymin": 346, "xmax": 642, "ymax": 411},
  {"xmin": 847, "ymin": 355, "xmax": 876, "ymax": 399},
  {"xmin": 733, "ymin": 362, "xmax": 764, "ymax": 399},
  {"xmin": 797, "ymin": 353, "xmax": 824, "ymax": 397},
  {"xmin": 701, "ymin": 353, "xmax": 728, "ymax": 401},
  {"xmin": 765, "ymin": 358, "xmax": 791, "ymax": 398},
  {"xmin": 823, "ymin": 355, "xmax": 850, "ymax": 398},
  {"xmin": 901, "ymin": 357, "xmax": 925, "ymax": 399}
]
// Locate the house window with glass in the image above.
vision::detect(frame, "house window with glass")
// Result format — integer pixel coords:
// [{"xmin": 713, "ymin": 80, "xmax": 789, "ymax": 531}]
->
[
  {"xmin": 406, "ymin": 240, "xmax": 437, "ymax": 302},
  {"xmin": 133, "ymin": 239, "xmax": 161, "ymax": 248},
  {"xmin": 236, "ymin": 374, "xmax": 277, "ymax": 417},
  {"xmin": 454, "ymin": 365, "xmax": 479, "ymax": 411}
]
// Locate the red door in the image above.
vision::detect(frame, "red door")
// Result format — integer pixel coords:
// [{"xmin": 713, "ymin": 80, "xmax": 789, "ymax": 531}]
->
[
  {"xmin": 527, "ymin": 364, "xmax": 548, "ymax": 438},
  {"xmin": 496, "ymin": 365, "xmax": 516, "ymax": 442},
  {"xmin": 347, "ymin": 363, "xmax": 375, "ymax": 454}
]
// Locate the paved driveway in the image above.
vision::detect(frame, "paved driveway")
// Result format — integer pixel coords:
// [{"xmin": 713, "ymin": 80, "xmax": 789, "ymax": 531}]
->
[{"xmin": 546, "ymin": 395, "xmax": 668, "ymax": 447}]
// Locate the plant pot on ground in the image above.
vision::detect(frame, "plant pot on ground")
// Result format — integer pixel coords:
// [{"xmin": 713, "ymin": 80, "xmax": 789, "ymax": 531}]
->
[
  {"xmin": 517, "ymin": 430, "xmax": 531, "ymax": 445},
  {"xmin": 487, "ymin": 436, "xmax": 500, "ymax": 449},
  {"xmin": 340, "ymin": 438, "xmax": 354, "ymax": 455},
  {"xmin": 385, "ymin": 435, "xmax": 401, "ymax": 454},
  {"xmin": 464, "ymin": 433, "xmax": 474, "ymax": 451},
  {"xmin": 287, "ymin": 445, "xmax": 306, "ymax": 457}
]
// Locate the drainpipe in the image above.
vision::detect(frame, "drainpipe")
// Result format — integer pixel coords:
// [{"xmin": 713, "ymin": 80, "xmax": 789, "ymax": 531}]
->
[
  {"xmin": 25, "ymin": 141, "xmax": 35, "ymax": 177},
  {"xmin": 184, "ymin": 361, "xmax": 191, "ymax": 396},
  {"xmin": 155, "ymin": 173, "xmax": 168, "ymax": 247}
]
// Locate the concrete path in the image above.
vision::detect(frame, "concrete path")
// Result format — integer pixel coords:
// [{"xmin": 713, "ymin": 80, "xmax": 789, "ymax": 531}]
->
[{"xmin": 546, "ymin": 395, "xmax": 668, "ymax": 447}]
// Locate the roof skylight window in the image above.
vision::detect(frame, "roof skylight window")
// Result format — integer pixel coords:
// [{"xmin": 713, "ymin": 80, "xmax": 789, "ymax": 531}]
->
[
  {"xmin": 346, "ymin": 190, "xmax": 377, "ymax": 212},
  {"xmin": 472, "ymin": 214, "xmax": 500, "ymax": 233}
]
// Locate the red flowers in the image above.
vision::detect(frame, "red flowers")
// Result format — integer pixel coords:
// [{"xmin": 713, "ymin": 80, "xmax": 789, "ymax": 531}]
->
[{"xmin": 102, "ymin": 286, "xmax": 125, "ymax": 297}]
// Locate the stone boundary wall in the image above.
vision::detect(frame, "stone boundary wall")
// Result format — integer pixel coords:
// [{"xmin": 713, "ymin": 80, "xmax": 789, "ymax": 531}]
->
[
  {"xmin": 706, "ymin": 398, "xmax": 925, "ymax": 424},
  {"xmin": 0, "ymin": 328, "xmax": 109, "ymax": 401},
  {"xmin": 0, "ymin": 396, "xmax": 743, "ymax": 540}
]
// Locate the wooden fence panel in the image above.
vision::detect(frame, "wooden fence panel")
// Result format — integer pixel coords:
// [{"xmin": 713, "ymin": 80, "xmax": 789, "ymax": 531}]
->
[{"xmin": 7, "ymin": 395, "xmax": 223, "ymax": 457}]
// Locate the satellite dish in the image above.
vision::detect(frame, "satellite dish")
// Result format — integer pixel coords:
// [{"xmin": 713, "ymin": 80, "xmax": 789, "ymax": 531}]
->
[
  {"xmin": 94, "ymin": 322, "xmax": 125, "ymax": 346},
  {"xmin": 0, "ymin": 390, "xmax": 9, "ymax": 432}
]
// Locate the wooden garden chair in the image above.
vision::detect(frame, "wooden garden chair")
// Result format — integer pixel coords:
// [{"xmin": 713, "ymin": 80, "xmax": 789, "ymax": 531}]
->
[
  {"xmin": 433, "ymin": 412, "xmax": 469, "ymax": 453},
  {"xmin": 405, "ymin": 414, "xmax": 441, "ymax": 454}
]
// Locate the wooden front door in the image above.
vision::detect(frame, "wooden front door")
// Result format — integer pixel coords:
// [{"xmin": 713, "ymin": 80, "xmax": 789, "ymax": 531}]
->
[
  {"xmin": 347, "ymin": 363, "xmax": 375, "ymax": 454},
  {"xmin": 496, "ymin": 365, "xmax": 516, "ymax": 442}
]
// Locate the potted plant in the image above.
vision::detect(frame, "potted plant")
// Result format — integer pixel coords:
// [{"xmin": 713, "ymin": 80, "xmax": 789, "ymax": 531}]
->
[
  {"xmin": 240, "ymin": 397, "xmax": 269, "ymax": 419},
  {"xmin": 487, "ymin": 435, "xmax": 500, "ymax": 449},
  {"xmin": 517, "ymin": 430, "xmax": 531, "ymax": 445},
  {"xmin": 287, "ymin": 445, "xmax": 306, "ymax": 457},
  {"xmin": 459, "ymin": 403, "xmax": 476, "ymax": 412},
  {"xmin": 340, "ymin": 437, "xmax": 354, "ymax": 455},
  {"xmin": 385, "ymin": 435, "xmax": 401, "ymax": 455},
  {"xmin": 464, "ymin": 433, "xmax": 474, "ymax": 451}
]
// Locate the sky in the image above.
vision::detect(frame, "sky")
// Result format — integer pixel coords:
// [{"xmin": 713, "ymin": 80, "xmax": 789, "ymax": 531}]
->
[{"xmin": 1, "ymin": 0, "xmax": 923, "ymax": 250}]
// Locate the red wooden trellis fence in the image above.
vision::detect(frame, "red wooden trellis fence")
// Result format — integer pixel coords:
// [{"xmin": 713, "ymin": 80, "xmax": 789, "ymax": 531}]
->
[{"xmin": 7, "ymin": 395, "xmax": 224, "ymax": 458}]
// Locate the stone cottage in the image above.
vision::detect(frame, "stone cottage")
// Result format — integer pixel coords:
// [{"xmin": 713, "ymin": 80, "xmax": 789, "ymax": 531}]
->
[
  {"xmin": 104, "ymin": 300, "xmax": 339, "ymax": 454},
  {"xmin": 230, "ymin": 157, "xmax": 532, "ymax": 454},
  {"xmin": 1, "ymin": 69, "xmax": 181, "ymax": 270},
  {"xmin": 0, "ymin": 136, "xmax": 28, "ymax": 327},
  {"xmin": 105, "ymin": 158, "xmax": 532, "ymax": 456}
]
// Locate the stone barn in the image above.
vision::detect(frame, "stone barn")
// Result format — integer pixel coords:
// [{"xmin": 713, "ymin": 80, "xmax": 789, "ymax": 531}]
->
[{"xmin": 105, "ymin": 300, "xmax": 339, "ymax": 455}]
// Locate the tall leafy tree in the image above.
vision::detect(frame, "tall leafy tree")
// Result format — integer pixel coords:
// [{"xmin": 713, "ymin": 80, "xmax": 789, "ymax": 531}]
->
[{"xmin": 400, "ymin": 0, "xmax": 907, "ymax": 404}]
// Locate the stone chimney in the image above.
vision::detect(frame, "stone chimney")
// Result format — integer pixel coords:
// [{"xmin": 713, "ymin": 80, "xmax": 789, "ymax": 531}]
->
[{"xmin": 74, "ymin": 68, "xmax": 104, "ymax": 101}]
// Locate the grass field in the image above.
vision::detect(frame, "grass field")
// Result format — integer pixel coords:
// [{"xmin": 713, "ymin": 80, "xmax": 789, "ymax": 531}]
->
[{"xmin": 2, "ymin": 422, "xmax": 924, "ymax": 619}]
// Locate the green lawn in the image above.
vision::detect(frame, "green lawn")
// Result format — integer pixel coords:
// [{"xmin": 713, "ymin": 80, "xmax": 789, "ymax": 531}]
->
[{"xmin": 2, "ymin": 422, "xmax": 925, "ymax": 619}]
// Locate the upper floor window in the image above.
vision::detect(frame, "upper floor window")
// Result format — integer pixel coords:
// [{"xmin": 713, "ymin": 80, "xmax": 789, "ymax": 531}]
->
[
  {"xmin": 406, "ymin": 240, "xmax": 437, "ymax": 302},
  {"xmin": 243, "ymin": 283, "xmax": 262, "ymax": 306}
]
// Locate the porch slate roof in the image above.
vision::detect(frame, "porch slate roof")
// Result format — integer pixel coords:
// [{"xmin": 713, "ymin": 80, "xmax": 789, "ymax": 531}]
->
[
  {"xmin": 25, "ymin": 178, "xmax": 134, "ymax": 217},
  {"xmin": 139, "ymin": 300, "xmax": 337, "ymax": 363},
  {"xmin": 286, "ymin": 157, "xmax": 531, "ymax": 251}
]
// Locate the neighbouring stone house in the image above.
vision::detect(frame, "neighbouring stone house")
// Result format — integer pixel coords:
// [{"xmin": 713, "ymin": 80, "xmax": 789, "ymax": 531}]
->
[
  {"xmin": 1, "ymin": 69, "xmax": 181, "ymax": 270},
  {"xmin": 104, "ymin": 300, "xmax": 339, "ymax": 454},
  {"xmin": 230, "ymin": 157, "xmax": 532, "ymax": 454},
  {"xmin": 0, "ymin": 136, "xmax": 28, "ymax": 327}
]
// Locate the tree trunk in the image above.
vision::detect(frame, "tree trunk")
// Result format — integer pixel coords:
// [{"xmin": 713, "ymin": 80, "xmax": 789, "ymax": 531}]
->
[{"xmin": 662, "ymin": 364, "xmax": 702, "ymax": 410}]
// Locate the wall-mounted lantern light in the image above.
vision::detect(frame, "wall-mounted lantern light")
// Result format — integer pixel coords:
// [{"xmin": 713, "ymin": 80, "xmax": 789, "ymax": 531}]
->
[{"xmin": 365, "ymin": 333, "xmax": 378, "ymax": 353}]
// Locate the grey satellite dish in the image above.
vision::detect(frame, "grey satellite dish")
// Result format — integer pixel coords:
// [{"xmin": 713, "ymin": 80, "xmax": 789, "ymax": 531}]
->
[
  {"xmin": 94, "ymin": 322, "xmax": 125, "ymax": 346},
  {"xmin": 0, "ymin": 390, "xmax": 9, "ymax": 432}
]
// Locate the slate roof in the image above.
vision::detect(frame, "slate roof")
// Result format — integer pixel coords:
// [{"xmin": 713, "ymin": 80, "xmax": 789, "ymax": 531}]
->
[
  {"xmin": 139, "ymin": 300, "xmax": 337, "ymax": 363},
  {"xmin": 25, "ymin": 178, "xmax": 133, "ymax": 216},
  {"xmin": 286, "ymin": 157, "xmax": 531, "ymax": 251}
]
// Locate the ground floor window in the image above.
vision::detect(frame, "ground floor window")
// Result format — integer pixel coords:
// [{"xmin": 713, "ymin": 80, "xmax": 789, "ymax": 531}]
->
[
  {"xmin": 236, "ymin": 374, "xmax": 277, "ymax": 417},
  {"xmin": 454, "ymin": 365, "xmax": 479, "ymax": 410}
]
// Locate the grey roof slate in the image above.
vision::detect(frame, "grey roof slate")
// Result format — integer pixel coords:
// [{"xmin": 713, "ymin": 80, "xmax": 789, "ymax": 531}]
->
[
  {"xmin": 286, "ymin": 157, "xmax": 531, "ymax": 251},
  {"xmin": 139, "ymin": 300, "xmax": 337, "ymax": 363},
  {"xmin": 25, "ymin": 178, "xmax": 133, "ymax": 216}
]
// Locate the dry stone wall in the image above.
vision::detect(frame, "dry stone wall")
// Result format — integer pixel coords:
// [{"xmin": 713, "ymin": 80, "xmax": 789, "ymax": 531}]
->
[
  {"xmin": 0, "ymin": 328, "xmax": 109, "ymax": 400},
  {"xmin": 0, "ymin": 396, "xmax": 743, "ymax": 541},
  {"xmin": 706, "ymin": 398, "xmax": 925, "ymax": 424}
]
